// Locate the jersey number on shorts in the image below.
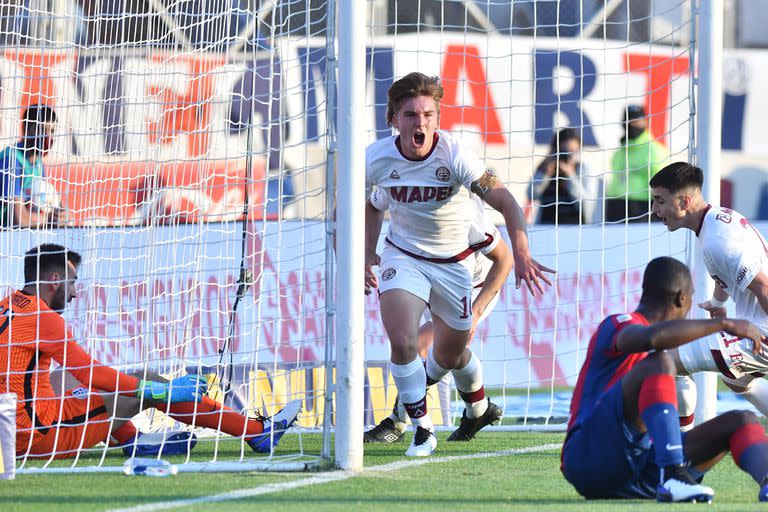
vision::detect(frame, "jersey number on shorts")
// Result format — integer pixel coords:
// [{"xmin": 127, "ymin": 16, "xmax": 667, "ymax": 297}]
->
[{"xmin": 460, "ymin": 296, "xmax": 470, "ymax": 319}]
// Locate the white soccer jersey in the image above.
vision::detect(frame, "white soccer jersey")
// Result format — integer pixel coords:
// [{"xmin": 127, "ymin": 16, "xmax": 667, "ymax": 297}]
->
[
  {"xmin": 697, "ymin": 205, "xmax": 768, "ymax": 333},
  {"xmin": 369, "ymin": 184, "xmax": 499, "ymax": 288},
  {"xmin": 365, "ymin": 130, "xmax": 486, "ymax": 259}
]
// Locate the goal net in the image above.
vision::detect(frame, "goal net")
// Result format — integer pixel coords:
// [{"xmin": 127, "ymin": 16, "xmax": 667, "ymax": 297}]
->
[
  {"xmin": 362, "ymin": 0, "xmax": 698, "ymax": 432},
  {"xmin": 0, "ymin": 0, "xmax": 704, "ymax": 473},
  {"xmin": 0, "ymin": 0, "xmax": 336, "ymax": 472}
]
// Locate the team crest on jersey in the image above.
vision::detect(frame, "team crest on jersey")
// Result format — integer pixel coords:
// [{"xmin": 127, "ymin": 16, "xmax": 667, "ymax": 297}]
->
[
  {"xmin": 71, "ymin": 387, "xmax": 89, "ymax": 400},
  {"xmin": 390, "ymin": 170, "xmax": 400, "ymax": 180},
  {"xmin": 716, "ymin": 213, "xmax": 732, "ymax": 223},
  {"xmin": 435, "ymin": 166, "xmax": 450, "ymax": 182},
  {"xmin": 381, "ymin": 268, "xmax": 396, "ymax": 281}
]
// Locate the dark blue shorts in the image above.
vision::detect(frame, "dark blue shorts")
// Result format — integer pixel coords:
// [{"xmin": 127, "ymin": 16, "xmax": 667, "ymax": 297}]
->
[{"xmin": 562, "ymin": 381, "xmax": 660, "ymax": 499}]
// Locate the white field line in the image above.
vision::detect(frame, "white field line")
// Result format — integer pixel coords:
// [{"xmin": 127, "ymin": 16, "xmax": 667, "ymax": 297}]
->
[{"xmin": 106, "ymin": 443, "xmax": 562, "ymax": 512}]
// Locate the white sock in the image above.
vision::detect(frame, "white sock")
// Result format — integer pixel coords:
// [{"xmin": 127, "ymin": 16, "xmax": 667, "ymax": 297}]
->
[
  {"xmin": 426, "ymin": 347, "xmax": 451, "ymax": 385},
  {"xmin": 676, "ymin": 375, "xmax": 697, "ymax": 432},
  {"xmin": 390, "ymin": 357, "xmax": 432, "ymax": 430},
  {"xmin": 736, "ymin": 378, "xmax": 768, "ymax": 417},
  {"xmin": 451, "ymin": 350, "xmax": 487, "ymax": 419}
]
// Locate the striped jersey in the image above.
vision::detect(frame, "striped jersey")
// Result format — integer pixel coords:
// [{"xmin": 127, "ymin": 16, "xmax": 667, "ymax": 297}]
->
[{"xmin": 567, "ymin": 312, "xmax": 650, "ymax": 433}]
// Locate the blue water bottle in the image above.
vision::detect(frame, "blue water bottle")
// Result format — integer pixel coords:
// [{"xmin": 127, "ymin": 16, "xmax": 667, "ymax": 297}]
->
[{"xmin": 123, "ymin": 457, "xmax": 178, "ymax": 477}]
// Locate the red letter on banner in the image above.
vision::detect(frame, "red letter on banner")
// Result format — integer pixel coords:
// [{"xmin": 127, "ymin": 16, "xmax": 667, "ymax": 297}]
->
[
  {"xmin": 440, "ymin": 45, "xmax": 505, "ymax": 144},
  {"xmin": 624, "ymin": 53, "xmax": 689, "ymax": 145},
  {"xmin": 4, "ymin": 50, "xmax": 69, "ymax": 122},
  {"xmin": 146, "ymin": 55, "xmax": 224, "ymax": 157}
]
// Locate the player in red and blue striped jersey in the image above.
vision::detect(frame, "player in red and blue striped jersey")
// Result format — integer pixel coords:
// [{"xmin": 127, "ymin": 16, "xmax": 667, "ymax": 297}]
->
[{"xmin": 562, "ymin": 256, "xmax": 768, "ymax": 503}]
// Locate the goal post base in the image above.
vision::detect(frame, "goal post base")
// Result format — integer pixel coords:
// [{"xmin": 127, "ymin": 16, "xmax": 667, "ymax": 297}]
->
[{"xmin": 17, "ymin": 456, "xmax": 331, "ymax": 475}]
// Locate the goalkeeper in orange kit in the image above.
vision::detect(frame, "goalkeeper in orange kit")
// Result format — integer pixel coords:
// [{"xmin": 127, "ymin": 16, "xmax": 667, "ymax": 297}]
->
[{"xmin": 0, "ymin": 244, "xmax": 301, "ymax": 459}]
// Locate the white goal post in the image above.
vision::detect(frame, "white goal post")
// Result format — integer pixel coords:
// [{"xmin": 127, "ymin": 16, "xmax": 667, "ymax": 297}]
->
[{"xmin": 691, "ymin": 0, "xmax": 723, "ymax": 425}]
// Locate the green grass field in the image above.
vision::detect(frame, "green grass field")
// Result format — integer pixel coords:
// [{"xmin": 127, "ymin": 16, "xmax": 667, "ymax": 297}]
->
[{"xmin": 1, "ymin": 431, "xmax": 763, "ymax": 512}]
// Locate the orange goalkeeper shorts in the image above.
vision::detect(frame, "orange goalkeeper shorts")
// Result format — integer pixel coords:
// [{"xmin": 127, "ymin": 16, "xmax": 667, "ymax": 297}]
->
[{"xmin": 24, "ymin": 387, "xmax": 111, "ymax": 459}]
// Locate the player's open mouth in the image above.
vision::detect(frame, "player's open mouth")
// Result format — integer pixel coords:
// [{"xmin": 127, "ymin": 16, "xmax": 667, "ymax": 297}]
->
[{"xmin": 413, "ymin": 132, "xmax": 425, "ymax": 146}]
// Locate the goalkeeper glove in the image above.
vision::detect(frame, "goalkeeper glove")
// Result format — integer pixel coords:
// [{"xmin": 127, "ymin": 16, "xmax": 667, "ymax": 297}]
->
[{"xmin": 137, "ymin": 374, "xmax": 207, "ymax": 403}]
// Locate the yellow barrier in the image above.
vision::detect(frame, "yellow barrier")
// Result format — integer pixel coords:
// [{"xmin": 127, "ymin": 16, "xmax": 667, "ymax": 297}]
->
[{"xmin": 140, "ymin": 366, "xmax": 446, "ymax": 431}]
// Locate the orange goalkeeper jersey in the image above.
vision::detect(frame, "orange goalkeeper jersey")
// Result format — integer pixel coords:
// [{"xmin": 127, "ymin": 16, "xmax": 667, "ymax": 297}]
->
[{"xmin": 0, "ymin": 291, "xmax": 139, "ymax": 447}]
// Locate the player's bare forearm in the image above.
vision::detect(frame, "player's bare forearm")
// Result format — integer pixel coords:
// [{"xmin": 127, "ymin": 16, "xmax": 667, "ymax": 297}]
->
[
  {"xmin": 363, "ymin": 200, "xmax": 384, "ymax": 294},
  {"xmin": 474, "ymin": 178, "xmax": 555, "ymax": 294},
  {"xmin": 713, "ymin": 283, "xmax": 729, "ymax": 303},
  {"xmin": 365, "ymin": 200, "xmax": 384, "ymax": 256},
  {"xmin": 475, "ymin": 180, "xmax": 528, "ymax": 255},
  {"xmin": 474, "ymin": 241, "xmax": 513, "ymax": 316},
  {"xmin": 616, "ymin": 318, "xmax": 760, "ymax": 354},
  {"xmin": 757, "ymin": 293, "xmax": 768, "ymax": 320}
]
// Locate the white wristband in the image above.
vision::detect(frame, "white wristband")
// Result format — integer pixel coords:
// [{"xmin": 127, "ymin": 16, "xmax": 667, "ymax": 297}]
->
[{"xmin": 709, "ymin": 296, "xmax": 728, "ymax": 308}]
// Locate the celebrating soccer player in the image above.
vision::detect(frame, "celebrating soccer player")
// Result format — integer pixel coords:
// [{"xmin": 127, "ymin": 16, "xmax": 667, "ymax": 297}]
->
[
  {"xmin": 563, "ymin": 257, "xmax": 768, "ymax": 503},
  {"xmin": 364, "ymin": 72, "xmax": 554, "ymax": 456},
  {"xmin": 649, "ymin": 163, "xmax": 768, "ymax": 423},
  {"xmin": 364, "ymin": 186, "xmax": 511, "ymax": 443},
  {"xmin": 0, "ymin": 244, "xmax": 301, "ymax": 459}
]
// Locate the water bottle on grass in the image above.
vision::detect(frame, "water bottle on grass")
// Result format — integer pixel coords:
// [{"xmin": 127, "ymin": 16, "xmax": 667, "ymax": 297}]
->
[{"xmin": 123, "ymin": 457, "xmax": 178, "ymax": 477}]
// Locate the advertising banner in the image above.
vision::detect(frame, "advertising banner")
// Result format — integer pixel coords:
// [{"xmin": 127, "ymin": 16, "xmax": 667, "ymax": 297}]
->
[
  {"xmin": 3, "ymin": 36, "xmax": 768, "ymax": 221},
  {"xmin": 1, "ymin": 221, "xmax": 709, "ymax": 389}
]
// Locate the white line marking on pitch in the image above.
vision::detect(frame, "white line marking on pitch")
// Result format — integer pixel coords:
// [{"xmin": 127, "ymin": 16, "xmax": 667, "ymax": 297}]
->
[{"xmin": 106, "ymin": 443, "xmax": 561, "ymax": 512}]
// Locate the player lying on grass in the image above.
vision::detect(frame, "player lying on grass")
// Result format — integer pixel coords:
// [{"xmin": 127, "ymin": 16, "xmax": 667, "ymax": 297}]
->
[
  {"xmin": 649, "ymin": 163, "xmax": 768, "ymax": 427},
  {"xmin": 563, "ymin": 256, "xmax": 768, "ymax": 503},
  {"xmin": 365, "ymin": 72, "xmax": 554, "ymax": 456},
  {"xmin": 1, "ymin": 244, "xmax": 301, "ymax": 459},
  {"xmin": 364, "ymin": 187, "xmax": 512, "ymax": 443}
]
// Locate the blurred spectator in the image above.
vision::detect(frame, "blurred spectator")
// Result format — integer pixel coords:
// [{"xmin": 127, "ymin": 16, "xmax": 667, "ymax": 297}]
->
[
  {"xmin": 605, "ymin": 105, "xmax": 669, "ymax": 223},
  {"xmin": 0, "ymin": 104, "xmax": 67, "ymax": 228},
  {"xmin": 529, "ymin": 128, "xmax": 597, "ymax": 224}
]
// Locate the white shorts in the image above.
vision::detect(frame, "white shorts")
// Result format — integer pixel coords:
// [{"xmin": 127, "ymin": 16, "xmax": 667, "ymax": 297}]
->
[
  {"xmin": 378, "ymin": 244, "xmax": 474, "ymax": 331},
  {"xmin": 677, "ymin": 330, "xmax": 768, "ymax": 383},
  {"xmin": 420, "ymin": 283, "xmax": 499, "ymax": 327}
]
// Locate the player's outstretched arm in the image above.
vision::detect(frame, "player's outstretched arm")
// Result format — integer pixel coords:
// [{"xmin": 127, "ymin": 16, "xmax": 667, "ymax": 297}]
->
[
  {"xmin": 364, "ymin": 200, "xmax": 384, "ymax": 295},
  {"xmin": 41, "ymin": 323, "xmax": 207, "ymax": 402},
  {"xmin": 471, "ymin": 171, "xmax": 554, "ymax": 295},
  {"xmin": 40, "ymin": 322, "xmax": 143, "ymax": 396},
  {"xmin": 472, "ymin": 239, "xmax": 513, "ymax": 320},
  {"xmin": 698, "ymin": 281, "xmax": 729, "ymax": 318},
  {"xmin": 616, "ymin": 318, "xmax": 767, "ymax": 355}
]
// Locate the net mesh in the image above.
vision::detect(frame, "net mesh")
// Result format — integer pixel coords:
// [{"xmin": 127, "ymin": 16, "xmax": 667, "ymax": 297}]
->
[
  {"xmin": 1, "ymin": 0, "xmax": 334, "ymax": 472},
  {"xmin": 363, "ymin": 0, "xmax": 694, "ymax": 430},
  {"xmin": 0, "ymin": 0, "xmax": 698, "ymax": 472}
]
